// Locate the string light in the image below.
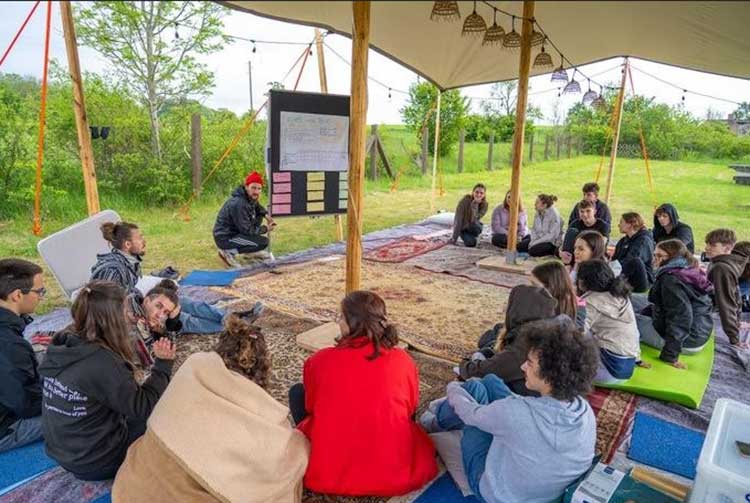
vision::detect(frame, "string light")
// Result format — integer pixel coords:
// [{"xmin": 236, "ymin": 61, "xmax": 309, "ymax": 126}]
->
[{"xmin": 252, "ymin": 40, "xmax": 256, "ymax": 53}]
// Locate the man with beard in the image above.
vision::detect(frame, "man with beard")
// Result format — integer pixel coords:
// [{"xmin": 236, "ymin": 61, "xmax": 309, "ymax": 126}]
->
[
  {"xmin": 91, "ymin": 221, "xmax": 148, "ymax": 295},
  {"xmin": 213, "ymin": 171, "xmax": 276, "ymax": 267}
]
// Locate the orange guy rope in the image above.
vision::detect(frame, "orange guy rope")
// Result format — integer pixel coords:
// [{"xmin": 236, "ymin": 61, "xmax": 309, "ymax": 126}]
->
[
  {"xmin": 0, "ymin": 0, "xmax": 41, "ymax": 68},
  {"xmin": 32, "ymin": 0, "xmax": 52, "ymax": 236}
]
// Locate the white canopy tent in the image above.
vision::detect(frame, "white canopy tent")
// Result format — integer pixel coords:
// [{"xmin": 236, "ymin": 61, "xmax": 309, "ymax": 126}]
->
[{"xmin": 220, "ymin": 1, "xmax": 750, "ymax": 291}]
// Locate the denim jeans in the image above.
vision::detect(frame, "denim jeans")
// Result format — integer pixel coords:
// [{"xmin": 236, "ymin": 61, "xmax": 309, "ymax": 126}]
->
[
  {"xmin": 0, "ymin": 415, "xmax": 43, "ymax": 453},
  {"xmin": 178, "ymin": 296, "xmax": 226, "ymax": 334},
  {"xmin": 436, "ymin": 374, "xmax": 514, "ymax": 500}
]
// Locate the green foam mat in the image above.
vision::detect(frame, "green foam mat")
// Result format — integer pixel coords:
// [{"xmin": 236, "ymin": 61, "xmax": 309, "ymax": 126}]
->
[{"xmin": 596, "ymin": 336, "xmax": 715, "ymax": 409}]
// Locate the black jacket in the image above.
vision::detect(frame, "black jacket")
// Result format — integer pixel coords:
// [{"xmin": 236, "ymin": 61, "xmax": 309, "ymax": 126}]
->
[
  {"xmin": 562, "ymin": 218, "xmax": 611, "ymax": 254},
  {"xmin": 39, "ymin": 331, "xmax": 172, "ymax": 476},
  {"xmin": 708, "ymin": 251, "xmax": 748, "ymax": 344},
  {"xmin": 568, "ymin": 199, "xmax": 612, "ymax": 227},
  {"xmin": 652, "ymin": 203, "xmax": 695, "ymax": 253},
  {"xmin": 0, "ymin": 308, "xmax": 41, "ymax": 438},
  {"xmin": 649, "ymin": 265, "xmax": 713, "ymax": 363},
  {"xmin": 613, "ymin": 228, "xmax": 655, "ymax": 284},
  {"xmin": 213, "ymin": 186, "xmax": 268, "ymax": 241}
]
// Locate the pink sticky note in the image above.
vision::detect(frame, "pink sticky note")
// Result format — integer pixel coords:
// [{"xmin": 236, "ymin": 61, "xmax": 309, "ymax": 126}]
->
[
  {"xmin": 272, "ymin": 204, "xmax": 291, "ymax": 215},
  {"xmin": 274, "ymin": 172, "xmax": 291, "ymax": 182},
  {"xmin": 274, "ymin": 182, "xmax": 292, "ymax": 193},
  {"xmin": 273, "ymin": 193, "xmax": 291, "ymax": 204}
]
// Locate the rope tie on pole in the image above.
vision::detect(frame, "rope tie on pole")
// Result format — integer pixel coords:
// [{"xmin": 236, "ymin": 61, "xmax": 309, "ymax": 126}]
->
[{"xmin": 32, "ymin": 0, "xmax": 52, "ymax": 236}]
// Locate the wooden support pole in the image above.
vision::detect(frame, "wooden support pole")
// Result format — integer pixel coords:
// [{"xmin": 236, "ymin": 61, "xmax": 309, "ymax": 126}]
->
[
  {"xmin": 486, "ymin": 132, "xmax": 495, "ymax": 171},
  {"xmin": 420, "ymin": 125, "xmax": 429, "ymax": 175},
  {"xmin": 430, "ymin": 91, "xmax": 442, "ymax": 213},
  {"xmin": 567, "ymin": 134, "xmax": 572, "ymax": 158},
  {"xmin": 457, "ymin": 129, "xmax": 465, "ymax": 173},
  {"xmin": 544, "ymin": 133, "xmax": 549, "ymax": 160},
  {"xmin": 60, "ymin": 1, "xmax": 99, "ymax": 215},
  {"xmin": 315, "ymin": 27, "xmax": 344, "ymax": 241},
  {"xmin": 345, "ymin": 1, "xmax": 370, "ymax": 294},
  {"xmin": 506, "ymin": 0, "xmax": 535, "ymax": 257},
  {"xmin": 528, "ymin": 132, "xmax": 534, "ymax": 162},
  {"xmin": 369, "ymin": 124, "xmax": 378, "ymax": 180},
  {"xmin": 605, "ymin": 58, "xmax": 629, "ymax": 204},
  {"xmin": 191, "ymin": 113, "xmax": 202, "ymax": 197},
  {"xmin": 556, "ymin": 134, "xmax": 561, "ymax": 159}
]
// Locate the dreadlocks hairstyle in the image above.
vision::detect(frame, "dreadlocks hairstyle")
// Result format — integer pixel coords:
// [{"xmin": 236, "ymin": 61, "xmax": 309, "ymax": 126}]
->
[
  {"xmin": 100, "ymin": 221, "xmax": 139, "ymax": 251},
  {"xmin": 214, "ymin": 315, "xmax": 271, "ymax": 389},
  {"xmin": 69, "ymin": 280, "xmax": 135, "ymax": 366},
  {"xmin": 337, "ymin": 290, "xmax": 399, "ymax": 360}
]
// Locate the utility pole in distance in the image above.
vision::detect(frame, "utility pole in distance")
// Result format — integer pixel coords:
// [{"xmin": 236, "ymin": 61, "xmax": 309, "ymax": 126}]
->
[{"xmin": 248, "ymin": 60, "xmax": 254, "ymax": 112}]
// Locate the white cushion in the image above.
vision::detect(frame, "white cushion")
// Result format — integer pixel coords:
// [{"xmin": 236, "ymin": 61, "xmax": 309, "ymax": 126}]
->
[{"xmin": 423, "ymin": 212, "xmax": 455, "ymax": 227}]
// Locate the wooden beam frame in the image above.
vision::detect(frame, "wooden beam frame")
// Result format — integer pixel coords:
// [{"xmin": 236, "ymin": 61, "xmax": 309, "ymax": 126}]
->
[{"xmin": 605, "ymin": 57, "xmax": 629, "ymax": 204}]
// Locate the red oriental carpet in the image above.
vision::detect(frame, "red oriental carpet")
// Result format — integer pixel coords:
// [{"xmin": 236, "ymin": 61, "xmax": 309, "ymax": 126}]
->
[
  {"xmin": 587, "ymin": 388, "xmax": 638, "ymax": 463},
  {"xmin": 364, "ymin": 237, "xmax": 448, "ymax": 264}
]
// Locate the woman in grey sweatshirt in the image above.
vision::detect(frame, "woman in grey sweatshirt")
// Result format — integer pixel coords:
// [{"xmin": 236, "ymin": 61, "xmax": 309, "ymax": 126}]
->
[
  {"xmin": 425, "ymin": 317, "xmax": 598, "ymax": 503},
  {"xmin": 517, "ymin": 194, "xmax": 564, "ymax": 257}
]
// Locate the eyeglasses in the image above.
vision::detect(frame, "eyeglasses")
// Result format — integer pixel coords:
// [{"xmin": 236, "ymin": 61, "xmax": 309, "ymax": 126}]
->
[{"xmin": 25, "ymin": 287, "xmax": 47, "ymax": 298}]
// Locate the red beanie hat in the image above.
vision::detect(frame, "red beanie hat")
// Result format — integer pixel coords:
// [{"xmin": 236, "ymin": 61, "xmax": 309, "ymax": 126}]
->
[{"xmin": 245, "ymin": 171, "xmax": 264, "ymax": 187}]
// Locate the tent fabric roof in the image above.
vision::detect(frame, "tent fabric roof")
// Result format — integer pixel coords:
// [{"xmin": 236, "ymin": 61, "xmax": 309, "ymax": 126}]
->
[{"xmin": 221, "ymin": 1, "xmax": 750, "ymax": 90}]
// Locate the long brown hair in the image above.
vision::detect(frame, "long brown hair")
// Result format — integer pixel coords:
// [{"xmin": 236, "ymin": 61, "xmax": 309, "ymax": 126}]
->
[
  {"xmin": 503, "ymin": 190, "xmax": 524, "ymax": 213},
  {"xmin": 214, "ymin": 315, "xmax": 271, "ymax": 388},
  {"xmin": 621, "ymin": 212, "xmax": 646, "ymax": 231},
  {"xmin": 531, "ymin": 261, "xmax": 577, "ymax": 320},
  {"xmin": 337, "ymin": 290, "xmax": 399, "ymax": 360},
  {"xmin": 101, "ymin": 221, "xmax": 138, "ymax": 250},
  {"xmin": 575, "ymin": 230, "xmax": 607, "ymax": 261},
  {"xmin": 69, "ymin": 280, "xmax": 135, "ymax": 365},
  {"xmin": 656, "ymin": 239, "xmax": 699, "ymax": 268}
]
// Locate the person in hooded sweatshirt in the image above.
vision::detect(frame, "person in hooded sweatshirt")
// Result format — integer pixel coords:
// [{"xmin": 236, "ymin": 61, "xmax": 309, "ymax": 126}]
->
[
  {"xmin": 113, "ymin": 315, "xmax": 309, "ymax": 503},
  {"xmin": 652, "ymin": 203, "xmax": 695, "ymax": 253},
  {"xmin": 422, "ymin": 317, "xmax": 598, "ymax": 503},
  {"xmin": 459, "ymin": 285, "xmax": 559, "ymax": 396},
  {"xmin": 611, "ymin": 212, "xmax": 655, "ymax": 293},
  {"xmin": 704, "ymin": 229, "xmax": 750, "ymax": 349},
  {"xmin": 213, "ymin": 171, "xmax": 276, "ymax": 267},
  {"xmin": 40, "ymin": 280, "xmax": 175, "ymax": 480},
  {"xmin": 576, "ymin": 260, "xmax": 641, "ymax": 383},
  {"xmin": 0, "ymin": 259, "xmax": 46, "ymax": 453},
  {"xmin": 634, "ymin": 239, "xmax": 714, "ymax": 369}
]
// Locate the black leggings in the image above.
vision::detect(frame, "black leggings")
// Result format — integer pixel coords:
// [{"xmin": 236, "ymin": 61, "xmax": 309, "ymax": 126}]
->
[
  {"xmin": 460, "ymin": 223, "xmax": 483, "ymax": 248},
  {"xmin": 517, "ymin": 239, "xmax": 557, "ymax": 257},
  {"xmin": 215, "ymin": 233, "xmax": 269, "ymax": 253},
  {"xmin": 620, "ymin": 257, "xmax": 651, "ymax": 293},
  {"xmin": 288, "ymin": 383, "xmax": 307, "ymax": 426},
  {"xmin": 492, "ymin": 233, "xmax": 531, "ymax": 252}
]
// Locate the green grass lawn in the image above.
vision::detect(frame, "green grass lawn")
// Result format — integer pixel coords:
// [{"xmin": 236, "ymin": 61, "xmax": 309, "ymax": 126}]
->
[{"xmin": 2, "ymin": 139, "xmax": 749, "ymax": 313}]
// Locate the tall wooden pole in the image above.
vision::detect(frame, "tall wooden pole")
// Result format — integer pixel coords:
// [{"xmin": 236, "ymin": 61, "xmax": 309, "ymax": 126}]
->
[
  {"xmin": 315, "ymin": 28, "xmax": 345, "ymax": 241},
  {"xmin": 605, "ymin": 57, "xmax": 629, "ymax": 205},
  {"xmin": 429, "ymin": 91, "xmax": 442, "ymax": 213},
  {"xmin": 506, "ymin": 0, "xmax": 535, "ymax": 259},
  {"xmin": 191, "ymin": 113, "xmax": 202, "ymax": 197},
  {"xmin": 60, "ymin": 1, "xmax": 100, "ymax": 215},
  {"xmin": 345, "ymin": 1, "xmax": 370, "ymax": 294}
]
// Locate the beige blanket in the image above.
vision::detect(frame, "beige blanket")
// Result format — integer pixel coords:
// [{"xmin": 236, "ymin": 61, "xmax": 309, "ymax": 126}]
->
[{"xmin": 114, "ymin": 352, "xmax": 309, "ymax": 503}]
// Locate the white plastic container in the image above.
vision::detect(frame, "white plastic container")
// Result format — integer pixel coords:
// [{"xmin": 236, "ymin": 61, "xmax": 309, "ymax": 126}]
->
[{"xmin": 689, "ymin": 398, "xmax": 750, "ymax": 503}]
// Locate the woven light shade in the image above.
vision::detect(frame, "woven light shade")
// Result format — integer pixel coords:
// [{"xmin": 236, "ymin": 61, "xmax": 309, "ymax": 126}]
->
[
  {"xmin": 430, "ymin": 1, "xmax": 461, "ymax": 22},
  {"xmin": 551, "ymin": 55, "xmax": 568, "ymax": 83},
  {"xmin": 592, "ymin": 94, "xmax": 607, "ymax": 111},
  {"xmin": 582, "ymin": 80, "xmax": 597, "ymax": 104},
  {"xmin": 563, "ymin": 72, "xmax": 581, "ymax": 94},
  {"xmin": 462, "ymin": 1, "xmax": 486, "ymax": 37},
  {"xmin": 530, "ymin": 30, "xmax": 545, "ymax": 47},
  {"xmin": 533, "ymin": 43, "xmax": 553, "ymax": 69},
  {"xmin": 502, "ymin": 16, "xmax": 521, "ymax": 49},
  {"xmin": 482, "ymin": 9, "xmax": 505, "ymax": 46}
]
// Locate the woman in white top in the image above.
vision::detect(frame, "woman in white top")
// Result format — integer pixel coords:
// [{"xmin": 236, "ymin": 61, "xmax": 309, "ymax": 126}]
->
[{"xmin": 517, "ymin": 194, "xmax": 564, "ymax": 257}]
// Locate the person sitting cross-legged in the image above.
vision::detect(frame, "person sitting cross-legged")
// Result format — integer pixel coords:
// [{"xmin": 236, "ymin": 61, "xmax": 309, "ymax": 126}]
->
[
  {"xmin": 213, "ymin": 171, "xmax": 276, "ymax": 267},
  {"xmin": 0, "ymin": 259, "xmax": 46, "ymax": 453},
  {"xmin": 560, "ymin": 199, "xmax": 610, "ymax": 266},
  {"xmin": 517, "ymin": 194, "xmax": 564, "ymax": 257},
  {"xmin": 113, "ymin": 315, "xmax": 309, "ymax": 502},
  {"xmin": 451, "ymin": 184, "xmax": 488, "ymax": 248},
  {"xmin": 652, "ymin": 203, "xmax": 695, "ymax": 253},
  {"xmin": 490, "ymin": 190, "xmax": 529, "ymax": 250},
  {"xmin": 421, "ymin": 317, "xmax": 598, "ymax": 503},
  {"xmin": 611, "ymin": 212, "xmax": 655, "ymax": 293},
  {"xmin": 567, "ymin": 182, "xmax": 611, "ymax": 227},
  {"xmin": 705, "ymin": 229, "xmax": 748, "ymax": 349}
]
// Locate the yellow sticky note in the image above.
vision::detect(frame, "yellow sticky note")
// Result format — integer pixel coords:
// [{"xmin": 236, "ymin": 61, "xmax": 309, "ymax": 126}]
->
[
  {"xmin": 307, "ymin": 181, "xmax": 325, "ymax": 191},
  {"xmin": 339, "ymin": 199, "xmax": 348, "ymax": 210},
  {"xmin": 307, "ymin": 190, "xmax": 325, "ymax": 201},
  {"xmin": 338, "ymin": 189, "xmax": 348, "ymax": 199},
  {"xmin": 307, "ymin": 201, "xmax": 325, "ymax": 212},
  {"xmin": 339, "ymin": 172, "xmax": 348, "ymax": 181},
  {"xmin": 339, "ymin": 180, "xmax": 348, "ymax": 190},
  {"xmin": 307, "ymin": 172, "xmax": 325, "ymax": 182}
]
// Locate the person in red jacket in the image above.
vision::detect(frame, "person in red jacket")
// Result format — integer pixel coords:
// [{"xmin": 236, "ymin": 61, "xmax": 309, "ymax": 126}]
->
[{"xmin": 288, "ymin": 290, "xmax": 437, "ymax": 496}]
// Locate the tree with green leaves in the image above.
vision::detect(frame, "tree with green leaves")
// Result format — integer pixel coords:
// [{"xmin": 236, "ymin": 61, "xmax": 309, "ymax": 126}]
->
[
  {"xmin": 75, "ymin": 1, "xmax": 227, "ymax": 162},
  {"xmin": 733, "ymin": 102, "xmax": 750, "ymax": 121},
  {"xmin": 401, "ymin": 81, "xmax": 468, "ymax": 157}
]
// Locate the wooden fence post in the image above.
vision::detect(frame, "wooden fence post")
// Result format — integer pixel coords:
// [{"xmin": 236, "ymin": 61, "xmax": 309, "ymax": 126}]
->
[
  {"xmin": 487, "ymin": 132, "xmax": 495, "ymax": 171},
  {"xmin": 556, "ymin": 135, "xmax": 561, "ymax": 160},
  {"xmin": 421, "ymin": 125, "xmax": 429, "ymax": 175},
  {"xmin": 544, "ymin": 133, "xmax": 549, "ymax": 161},
  {"xmin": 528, "ymin": 132, "xmax": 534, "ymax": 162},
  {"xmin": 369, "ymin": 124, "xmax": 378, "ymax": 180},
  {"xmin": 567, "ymin": 134, "xmax": 572, "ymax": 158},
  {"xmin": 191, "ymin": 113, "xmax": 202, "ymax": 196},
  {"xmin": 457, "ymin": 129, "xmax": 465, "ymax": 173}
]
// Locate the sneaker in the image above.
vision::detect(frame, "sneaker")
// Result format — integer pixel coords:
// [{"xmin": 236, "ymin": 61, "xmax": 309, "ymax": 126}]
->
[
  {"xmin": 235, "ymin": 301, "xmax": 265, "ymax": 322},
  {"xmin": 150, "ymin": 266, "xmax": 181, "ymax": 281},
  {"xmin": 218, "ymin": 249, "xmax": 242, "ymax": 268}
]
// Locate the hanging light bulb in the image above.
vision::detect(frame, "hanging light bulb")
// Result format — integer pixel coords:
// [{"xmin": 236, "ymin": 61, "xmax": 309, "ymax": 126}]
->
[
  {"xmin": 582, "ymin": 79, "xmax": 597, "ymax": 105},
  {"xmin": 563, "ymin": 69, "xmax": 581, "ymax": 94},
  {"xmin": 252, "ymin": 40, "xmax": 257, "ymax": 54},
  {"xmin": 533, "ymin": 37, "xmax": 553, "ymax": 69},
  {"xmin": 430, "ymin": 1, "xmax": 461, "ymax": 22},
  {"xmin": 482, "ymin": 9, "xmax": 505, "ymax": 46},
  {"xmin": 551, "ymin": 54, "xmax": 568, "ymax": 83},
  {"xmin": 174, "ymin": 22, "xmax": 180, "ymax": 40},
  {"xmin": 529, "ymin": 22, "xmax": 545, "ymax": 47},
  {"xmin": 309, "ymin": 45, "xmax": 313, "ymax": 56},
  {"xmin": 462, "ymin": 0, "xmax": 487, "ymax": 37},
  {"xmin": 502, "ymin": 16, "xmax": 522, "ymax": 49}
]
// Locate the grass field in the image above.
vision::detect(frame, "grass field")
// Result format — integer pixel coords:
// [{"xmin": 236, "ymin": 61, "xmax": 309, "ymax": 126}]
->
[{"xmin": 2, "ymin": 129, "xmax": 749, "ymax": 313}]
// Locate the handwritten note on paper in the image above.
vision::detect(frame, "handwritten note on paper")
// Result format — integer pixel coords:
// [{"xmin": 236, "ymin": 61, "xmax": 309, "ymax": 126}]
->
[{"xmin": 280, "ymin": 112, "xmax": 349, "ymax": 172}]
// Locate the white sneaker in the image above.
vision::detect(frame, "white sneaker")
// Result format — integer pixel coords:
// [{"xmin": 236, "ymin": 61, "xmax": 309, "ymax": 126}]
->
[{"xmin": 218, "ymin": 249, "xmax": 242, "ymax": 268}]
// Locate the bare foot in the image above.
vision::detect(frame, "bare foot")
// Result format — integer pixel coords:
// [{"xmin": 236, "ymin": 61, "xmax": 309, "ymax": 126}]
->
[
  {"xmin": 670, "ymin": 360, "xmax": 688, "ymax": 370},
  {"xmin": 636, "ymin": 360, "xmax": 652, "ymax": 369}
]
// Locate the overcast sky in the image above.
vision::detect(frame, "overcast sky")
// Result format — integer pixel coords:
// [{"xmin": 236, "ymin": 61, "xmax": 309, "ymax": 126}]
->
[{"xmin": 2, "ymin": 2, "xmax": 749, "ymax": 125}]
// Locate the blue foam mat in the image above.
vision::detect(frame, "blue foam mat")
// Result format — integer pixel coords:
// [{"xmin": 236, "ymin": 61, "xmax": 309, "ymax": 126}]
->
[
  {"xmin": 414, "ymin": 473, "xmax": 479, "ymax": 503},
  {"xmin": 628, "ymin": 411, "xmax": 705, "ymax": 479},
  {"xmin": 180, "ymin": 269, "xmax": 241, "ymax": 286},
  {"xmin": 92, "ymin": 493, "xmax": 111, "ymax": 503},
  {"xmin": 0, "ymin": 440, "xmax": 57, "ymax": 493}
]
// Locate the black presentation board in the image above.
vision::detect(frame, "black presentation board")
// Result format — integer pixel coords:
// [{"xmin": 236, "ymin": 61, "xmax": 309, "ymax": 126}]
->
[{"xmin": 267, "ymin": 90, "xmax": 350, "ymax": 217}]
